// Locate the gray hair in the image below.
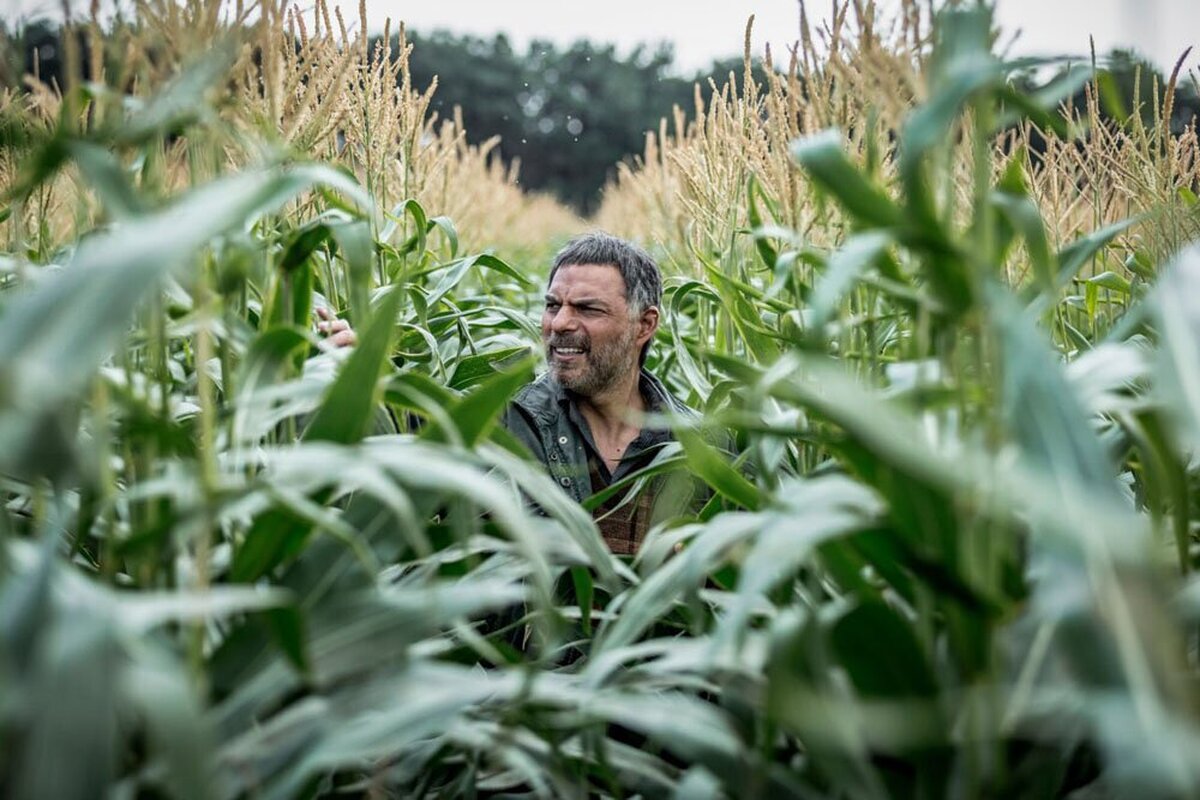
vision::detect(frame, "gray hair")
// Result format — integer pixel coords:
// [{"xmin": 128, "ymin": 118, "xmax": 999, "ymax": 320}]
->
[{"xmin": 548, "ymin": 232, "xmax": 662, "ymax": 316}]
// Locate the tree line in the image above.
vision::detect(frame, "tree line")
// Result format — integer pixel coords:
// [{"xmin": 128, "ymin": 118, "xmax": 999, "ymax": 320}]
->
[
  {"xmin": 3, "ymin": 17, "xmax": 1197, "ymax": 212},
  {"xmin": 396, "ymin": 30, "xmax": 769, "ymax": 212}
]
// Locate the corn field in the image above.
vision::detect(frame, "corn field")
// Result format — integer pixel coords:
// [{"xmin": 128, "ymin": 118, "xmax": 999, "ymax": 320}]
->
[{"xmin": 3, "ymin": 1, "xmax": 1200, "ymax": 797}]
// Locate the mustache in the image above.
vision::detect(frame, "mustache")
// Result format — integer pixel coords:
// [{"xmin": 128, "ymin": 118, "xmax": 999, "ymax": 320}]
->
[{"xmin": 546, "ymin": 334, "xmax": 589, "ymax": 351}]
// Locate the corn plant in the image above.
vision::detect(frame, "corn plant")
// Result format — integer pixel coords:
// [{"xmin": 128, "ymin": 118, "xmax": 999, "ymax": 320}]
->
[{"xmin": 3, "ymin": 2, "xmax": 1200, "ymax": 799}]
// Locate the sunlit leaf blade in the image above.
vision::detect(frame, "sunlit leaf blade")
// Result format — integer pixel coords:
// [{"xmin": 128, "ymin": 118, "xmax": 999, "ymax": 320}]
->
[
  {"xmin": 448, "ymin": 345, "xmax": 531, "ymax": 391},
  {"xmin": 988, "ymin": 285, "xmax": 1118, "ymax": 491},
  {"xmin": 745, "ymin": 173, "xmax": 780, "ymax": 270},
  {"xmin": 790, "ymin": 129, "xmax": 902, "ymax": 229},
  {"xmin": 231, "ymin": 326, "xmax": 310, "ymax": 442},
  {"xmin": 809, "ymin": 230, "xmax": 894, "ymax": 332},
  {"xmin": 303, "ymin": 285, "xmax": 403, "ymax": 445},
  {"xmin": 900, "ymin": 6, "xmax": 999, "ymax": 175},
  {"xmin": 1154, "ymin": 245, "xmax": 1200, "ymax": 451},
  {"xmin": 0, "ymin": 164, "xmax": 371, "ymax": 480},
  {"xmin": 231, "ymin": 281, "xmax": 401, "ymax": 583},
  {"xmin": 1044, "ymin": 218, "xmax": 1138, "ymax": 299},
  {"xmin": 991, "ymin": 156, "xmax": 1055, "ymax": 291},
  {"xmin": 422, "ymin": 356, "xmax": 534, "ymax": 446},
  {"xmin": 705, "ymin": 351, "xmax": 1148, "ymax": 560},
  {"xmin": 712, "ymin": 476, "xmax": 882, "ymax": 653},
  {"xmin": 66, "ymin": 140, "xmax": 145, "ymax": 218},
  {"xmin": 676, "ymin": 428, "xmax": 762, "ymax": 510},
  {"xmin": 115, "ymin": 37, "xmax": 238, "ymax": 144},
  {"xmin": 278, "ymin": 222, "xmax": 332, "ymax": 274},
  {"xmin": 330, "ymin": 219, "xmax": 375, "ymax": 324}
]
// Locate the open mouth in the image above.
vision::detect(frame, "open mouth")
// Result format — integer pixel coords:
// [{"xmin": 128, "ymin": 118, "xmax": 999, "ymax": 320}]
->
[{"xmin": 549, "ymin": 343, "xmax": 589, "ymax": 368}]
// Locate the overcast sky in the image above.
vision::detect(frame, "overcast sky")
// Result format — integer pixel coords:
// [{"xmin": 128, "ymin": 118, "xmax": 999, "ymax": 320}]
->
[
  {"xmin": 360, "ymin": 0, "xmax": 1197, "ymax": 73},
  {"xmin": 8, "ymin": 0, "xmax": 1199, "ymax": 75}
]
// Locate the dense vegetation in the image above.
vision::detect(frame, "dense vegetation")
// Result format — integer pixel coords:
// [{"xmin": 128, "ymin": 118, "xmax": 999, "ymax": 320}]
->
[
  {"xmin": 6, "ymin": 11, "xmax": 1195, "ymax": 213},
  {"xmin": 3, "ymin": 2, "xmax": 1200, "ymax": 799},
  {"xmin": 2, "ymin": 13, "xmax": 770, "ymax": 213}
]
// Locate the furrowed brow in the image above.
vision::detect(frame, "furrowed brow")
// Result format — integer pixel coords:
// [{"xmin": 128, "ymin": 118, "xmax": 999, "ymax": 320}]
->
[{"xmin": 543, "ymin": 294, "xmax": 610, "ymax": 310}]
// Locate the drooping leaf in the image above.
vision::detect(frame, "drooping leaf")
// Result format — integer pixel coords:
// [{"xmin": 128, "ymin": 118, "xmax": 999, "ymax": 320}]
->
[
  {"xmin": 791, "ymin": 129, "xmax": 902, "ymax": 229},
  {"xmin": 676, "ymin": 427, "xmax": 762, "ymax": 511},
  {"xmin": 0, "ymin": 164, "xmax": 371, "ymax": 480},
  {"xmin": 421, "ymin": 356, "xmax": 534, "ymax": 447},
  {"xmin": 1153, "ymin": 245, "xmax": 1200, "ymax": 452},
  {"xmin": 809, "ymin": 230, "xmax": 895, "ymax": 333},
  {"xmin": 302, "ymin": 285, "xmax": 403, "ymax": 445}
]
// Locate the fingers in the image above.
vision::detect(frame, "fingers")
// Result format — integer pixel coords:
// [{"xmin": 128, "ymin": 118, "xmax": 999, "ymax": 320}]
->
[
  {"xmin": 314, "ymin": 309, "xmax": 356, "ymax": 350},
  {"xmin": 328, "ymin": 329, "xmax": 357, "ymax": 347},
  {"xmin": 316, "ymin": 328, "xmax": 357, "ymax": 351},
  {"xmin": 316, "ymin": 318, "xmax": 350, "ymax": 334}
]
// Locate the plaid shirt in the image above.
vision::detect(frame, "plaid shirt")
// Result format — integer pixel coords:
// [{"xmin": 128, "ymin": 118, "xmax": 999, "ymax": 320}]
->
[
  {"xmin": 572, "ymin": 395, "xmax": 670, "ymax": 555},
  {"xmin": 502, "ymin": 370, "xmax": 697, "ymax": 554},
  {"xmin": 586, "ymin": 457, "xmax": 657, "ymax": 554}
]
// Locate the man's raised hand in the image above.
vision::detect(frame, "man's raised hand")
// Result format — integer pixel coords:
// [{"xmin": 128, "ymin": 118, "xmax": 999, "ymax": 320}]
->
[{"xmin": 315, "ymin": 305, "xmax": 357, "ymax": 349}]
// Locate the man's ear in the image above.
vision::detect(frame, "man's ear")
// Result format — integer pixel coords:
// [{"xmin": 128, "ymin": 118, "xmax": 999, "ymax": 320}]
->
[{"xmin": 637, "ymin": 305, "xmax": 660, "ymax": 347}]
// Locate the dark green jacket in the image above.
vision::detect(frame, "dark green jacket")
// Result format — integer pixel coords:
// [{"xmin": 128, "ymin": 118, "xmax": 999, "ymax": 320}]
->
[{"xmin": 500, "ymin": 370, "xmax": 698, "ymax": 506}]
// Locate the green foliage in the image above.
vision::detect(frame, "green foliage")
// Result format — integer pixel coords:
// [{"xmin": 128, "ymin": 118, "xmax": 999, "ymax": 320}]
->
[{"xmin": 4, "ymin": 5, "xmax": 1200, "ymax": 800}]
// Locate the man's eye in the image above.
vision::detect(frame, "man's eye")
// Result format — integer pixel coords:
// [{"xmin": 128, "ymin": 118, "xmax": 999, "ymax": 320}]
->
[{"xmin": 545, "ymin": 302, "xmax": 560, "ymax": 311}]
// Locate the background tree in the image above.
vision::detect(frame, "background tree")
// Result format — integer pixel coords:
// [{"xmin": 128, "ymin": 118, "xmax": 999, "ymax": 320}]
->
[{"xmin": 399, "ymin": 30, "xmax": 769, "ymax": 212}]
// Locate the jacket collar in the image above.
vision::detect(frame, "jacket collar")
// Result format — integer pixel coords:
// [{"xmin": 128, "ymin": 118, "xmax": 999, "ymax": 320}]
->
[{"xmin": 513, "ymin": 369, "xmax": 680, "ymax": 425}]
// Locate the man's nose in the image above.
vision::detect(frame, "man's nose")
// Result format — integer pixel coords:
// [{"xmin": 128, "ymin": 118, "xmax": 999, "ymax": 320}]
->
[{"xmin": 549, "ymin": 305, "xmax": 577, "ymax": 332}]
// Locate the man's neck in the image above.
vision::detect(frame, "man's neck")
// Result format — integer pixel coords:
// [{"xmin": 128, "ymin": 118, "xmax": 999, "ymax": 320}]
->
[{"xmin": 575, "ymin": 368, "xmax": 644, "ymax": 441}]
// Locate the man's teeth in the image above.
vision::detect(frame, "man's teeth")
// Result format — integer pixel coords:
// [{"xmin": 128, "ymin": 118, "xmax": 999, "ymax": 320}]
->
[{"xmin": 555, "ymin": 347, "xmax": 584, "ymax": 354}]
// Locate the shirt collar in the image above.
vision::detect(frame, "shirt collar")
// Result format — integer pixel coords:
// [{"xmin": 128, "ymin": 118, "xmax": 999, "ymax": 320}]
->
[{"xmin": 552, "ymin": 370, "xmax": 668, "ymax": 417}]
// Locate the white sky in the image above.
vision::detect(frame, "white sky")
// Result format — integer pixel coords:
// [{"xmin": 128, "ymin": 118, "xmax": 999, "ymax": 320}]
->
[
  {"xmin": 357, "ymin": 0, "xmax": 1200, "ymax": 73},
  {"xmin": 6, "ymin": 0, "xmax": 1198, "ymax": 75},
  {"xmin": 359, "ymin": 0, "xmax": 1198, "ymax": 73}
]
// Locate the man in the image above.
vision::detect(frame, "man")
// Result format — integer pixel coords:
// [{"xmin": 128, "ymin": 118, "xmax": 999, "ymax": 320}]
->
[{"xmin": 501, "ymin": 232, "xmax": 698, "ymax": 555}]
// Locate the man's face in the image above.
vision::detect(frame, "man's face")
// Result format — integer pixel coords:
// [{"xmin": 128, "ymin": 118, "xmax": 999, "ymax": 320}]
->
[{"xmin": 542, "ymin": 263, "xmax": 657, "ymax": 397}]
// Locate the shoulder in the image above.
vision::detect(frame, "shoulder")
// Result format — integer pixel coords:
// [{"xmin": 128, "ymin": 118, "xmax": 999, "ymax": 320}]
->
[
  {"xmin": 641, "ymin": 370, "xmax": 701, "ymax": 421},
  {"xmin": 506, "ymin": 373, "xmax": 570, "ymax": 441},
  {"xmin": 500, "ymin": 376, "xmax": 558, "ymax": 460},
  {"xmin": 511, "ymin": 373, "xmax": 560, "ymax": 420},
  {"xmin": 642, "ymin": 369, "xmax": 732, "ymax": 452}
]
